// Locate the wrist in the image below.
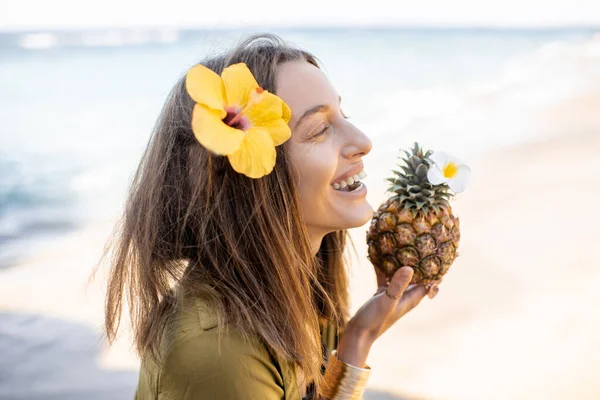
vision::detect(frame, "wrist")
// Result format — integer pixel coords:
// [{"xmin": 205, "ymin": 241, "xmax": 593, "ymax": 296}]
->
[
  {"xmin": 335, "ymin": 326, "xmax": 373, "ymax": 368},
  {"xmin": 320, "ymin": 349, "xmax": 372, "ymax": 399}
]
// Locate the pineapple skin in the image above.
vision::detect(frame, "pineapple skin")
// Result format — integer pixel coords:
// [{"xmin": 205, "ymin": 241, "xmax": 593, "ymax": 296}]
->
[{"xmin": 367, "ymin": 197, "xmax": 460, "ymax": 286}]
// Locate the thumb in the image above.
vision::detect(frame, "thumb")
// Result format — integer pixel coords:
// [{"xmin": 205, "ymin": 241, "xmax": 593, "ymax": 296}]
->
[{"xmin": 384, "ymin": 266, "xmax": 414, "ymax": 302}]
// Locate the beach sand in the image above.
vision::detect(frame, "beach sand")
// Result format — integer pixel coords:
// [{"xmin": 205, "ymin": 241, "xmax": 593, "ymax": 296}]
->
[{"xmin": 1, "ymin": 93, "xmax": 599, "ymax": 399}]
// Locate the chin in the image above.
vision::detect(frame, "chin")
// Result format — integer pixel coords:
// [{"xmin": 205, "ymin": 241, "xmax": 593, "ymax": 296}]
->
[{"xmin": 338, "ymin": 200, "xmax": 374, "ymax": 230}]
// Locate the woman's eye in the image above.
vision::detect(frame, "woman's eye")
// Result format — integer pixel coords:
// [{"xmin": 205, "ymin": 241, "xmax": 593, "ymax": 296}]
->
[{"xmin": 313, "ymin": 124, "xmax": 330, "ymax": 137}]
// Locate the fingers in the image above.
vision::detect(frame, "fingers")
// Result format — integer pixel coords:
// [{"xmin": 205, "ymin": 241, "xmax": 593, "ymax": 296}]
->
[
  {"xmin": 428, "ymin": 285, "xmax": 440, "ymax": 299},
  {"xmin": 384, "ymin": 266, "xmax": 414, "ymax": 301},
  {"xmin": 400, "ymin": 284, "xmax": 429, "ymax": 313},
  {"xmin": 397, "ymin": 281, "xmax": 441, "ymax": 318},
  {"xmin": 375, "ymin": 268, "xmax": 388, "ymax": 292},
  {"xmin": 425, "ymin": 279, "xmax": 442, "ymax": 299}
]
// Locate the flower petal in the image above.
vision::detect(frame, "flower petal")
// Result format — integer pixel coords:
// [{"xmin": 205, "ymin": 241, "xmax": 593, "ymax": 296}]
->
[
  {"xmin": 427, "ymin": 165, "xmax": 448, "ymax": 185},
  {"xmin": 185, "ymin": 65, "xmax": 226, "ymax": 117},
  {"xmin": 447, "ymin": 154, "xmax": 467, "ymax": 167},
  {"xmin": 258, "ymin": 118, "xmax": 291, "ymax": 146},
  {"xmin": 245, "ymin": 91, "xmax": 283, "ymax": 124},
  {"xmin": 227, "ymin": 128, "xmax": 276, "ymax": 179},
  {"xmin": 244, "ymin": 91, "xmax": 291, "ymax": 145},
  {"xmin": 191, "ymin": 104, "xmax": 245, "ymax": 155},
  {"xmin": 429, "ymin": 151, "xmax": 449, "ymax": 168},
  {"xmin": 447, "ymin": 165, "xmax": 472, "ymax": 193},
  {"xmin": 221, "ymin": 63, "xmax": 260, "ymax": 107},
  {"xmin": 282, "ymin": 101, "xmax": 292, "ymax": 124}
]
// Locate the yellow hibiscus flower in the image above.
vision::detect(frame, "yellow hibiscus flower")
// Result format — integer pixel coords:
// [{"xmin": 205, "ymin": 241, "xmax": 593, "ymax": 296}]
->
[{"xmin": 185, "ymin": 63, "xmax": 292, "ymax": 179}]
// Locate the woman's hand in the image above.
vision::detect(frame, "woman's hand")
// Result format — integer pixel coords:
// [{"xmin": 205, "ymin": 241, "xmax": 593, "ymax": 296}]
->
[{"xmin": 336, "ymin": 267, "xmax": 440, "ymax": 367}]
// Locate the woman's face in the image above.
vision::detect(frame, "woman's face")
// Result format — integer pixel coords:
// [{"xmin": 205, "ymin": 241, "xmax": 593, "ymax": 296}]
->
[{"xmin": 275, "ymin": 61, "xmax": 373, "ymax": 244}]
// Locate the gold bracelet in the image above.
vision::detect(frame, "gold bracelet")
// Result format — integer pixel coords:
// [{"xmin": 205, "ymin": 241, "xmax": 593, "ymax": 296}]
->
[{"xmin": 319, "ymin": 349, "xmax": 372, "ymax": 400}]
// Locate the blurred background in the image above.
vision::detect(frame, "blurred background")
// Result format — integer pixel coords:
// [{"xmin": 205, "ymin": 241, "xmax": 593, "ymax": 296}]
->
[{"xmin": 1, "ymin": 1, "xmax": 599, "ymax": 399}]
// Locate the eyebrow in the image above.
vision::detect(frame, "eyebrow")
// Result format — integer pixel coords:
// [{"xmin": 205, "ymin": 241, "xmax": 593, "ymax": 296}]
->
[
  {"xmin": 294, "ymin": 96, "xmax": 342, "ymax": 129},
  {"xmin": 294, "ymin": 104, "xmax": 330, "ymax": 129}
]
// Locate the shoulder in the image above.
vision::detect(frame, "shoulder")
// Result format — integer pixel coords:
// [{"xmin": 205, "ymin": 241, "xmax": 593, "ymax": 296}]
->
[
  {"xmin": 167, "ymin": 297, "xmax": 274, "ymax": 369},
  {"xmin": 164, "ymin": 320, "xmax": 278, "ymax": 379},
  {"xmin": 156, "ymin": 297, "xmax": 287, "ymax": 399}
]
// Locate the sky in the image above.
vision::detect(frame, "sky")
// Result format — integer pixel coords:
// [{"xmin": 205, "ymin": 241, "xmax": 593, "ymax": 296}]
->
[{"xmin": 1, "ymin": 0, "xmax": 600, "ymax": 30}]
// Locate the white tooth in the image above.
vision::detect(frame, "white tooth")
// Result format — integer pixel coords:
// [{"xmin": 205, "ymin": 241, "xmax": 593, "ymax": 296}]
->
[
  {"xmin": 346, "ymin": 177, "xmax": 354, "ymax": 185},
  {"xmin": 353, "ymin": 174, "xmax": 360, "ymax": 182},
  {"xmin": 358, "ymin": 171, "xmax": 367, "ymax": 179},
  {"xmin": 340, "ymin": 180, "xmax": 348, "ymax": 188},
  {"xmin": 333, "ymin": 182, "xmax": 340, "ymax": 189}
]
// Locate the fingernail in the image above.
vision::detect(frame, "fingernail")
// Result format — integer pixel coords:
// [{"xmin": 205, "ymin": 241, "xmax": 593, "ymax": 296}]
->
[{"xmin": 428, "ymin": 285, "xmax": 439, "ymax": 299}]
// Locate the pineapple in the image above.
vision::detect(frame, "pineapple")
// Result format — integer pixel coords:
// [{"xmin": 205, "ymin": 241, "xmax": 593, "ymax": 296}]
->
[{"xmin": 367, "ymin": 142, "xmax": 464, "ymax": 286}]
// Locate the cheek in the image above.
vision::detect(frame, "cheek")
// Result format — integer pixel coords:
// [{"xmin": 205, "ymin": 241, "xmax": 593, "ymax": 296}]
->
[
  {"xmin": 286, "ymin": 139, "xmax": 339, "ymax": 223},
  {"xmin": 296, "ymin": 147, "xmax": 337, "ymax": 197}
]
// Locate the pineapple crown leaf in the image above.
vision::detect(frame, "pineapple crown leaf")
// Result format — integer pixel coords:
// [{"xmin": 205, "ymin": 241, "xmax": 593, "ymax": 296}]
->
[{"xmin": 388, "ymin": 142, "xmax": 453, "ymax": 212}]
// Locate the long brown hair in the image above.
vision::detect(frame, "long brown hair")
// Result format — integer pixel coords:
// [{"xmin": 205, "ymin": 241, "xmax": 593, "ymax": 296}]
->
[{"xmin": 99, "ymin": 33, "xmax": 351, "ymax": 393}]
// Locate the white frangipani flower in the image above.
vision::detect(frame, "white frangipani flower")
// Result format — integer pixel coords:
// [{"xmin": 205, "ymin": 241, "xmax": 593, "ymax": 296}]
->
[{"xmin": 426, "ymin": 151, "xmax": 471, "ymax": 193}]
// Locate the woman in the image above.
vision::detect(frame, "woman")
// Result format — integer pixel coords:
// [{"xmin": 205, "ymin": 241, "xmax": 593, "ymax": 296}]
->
[{"xmin": 103, "ymin": 33, "xmax": 439, "ymax": 399}]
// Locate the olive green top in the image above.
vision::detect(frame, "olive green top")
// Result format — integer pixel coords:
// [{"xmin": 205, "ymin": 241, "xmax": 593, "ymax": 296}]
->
[{"xmin": 133, "ymin": 295, "xmax": 342, "ymax": 400}]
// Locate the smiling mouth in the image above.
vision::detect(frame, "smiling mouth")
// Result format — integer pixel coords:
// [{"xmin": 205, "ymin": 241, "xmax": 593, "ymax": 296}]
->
[
  {"xmin": 336, "ymin": 181, "xmax": 363, "ymax": 192},
  {"xmin": 331, "ymin": 170, "xmax": 367, "ymax": 191}
]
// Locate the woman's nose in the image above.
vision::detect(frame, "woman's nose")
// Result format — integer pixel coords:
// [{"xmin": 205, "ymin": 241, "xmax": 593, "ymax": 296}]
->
[{"xmin": 342, "ymin": 125, "xmax": 373, "ymax": 159}]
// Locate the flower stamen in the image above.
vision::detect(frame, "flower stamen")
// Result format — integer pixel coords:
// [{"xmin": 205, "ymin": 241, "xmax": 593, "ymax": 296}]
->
[
  {"xmin": 224, "ymin": 87, "xmax": 264, "ymax": 129},
  {"xmin": 223, "ymin": 109, "xmax": 249, "ymax": 131},
  {"xmin": 443, "ymin": 162, "xmax": 458, "ymax": 178},
  {"xmin": 226, "ymin": 110, "xmax": 245, "ymax": 128}
]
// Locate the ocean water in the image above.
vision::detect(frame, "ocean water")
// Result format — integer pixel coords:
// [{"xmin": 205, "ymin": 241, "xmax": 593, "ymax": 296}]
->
[{"xmin": 1, "ymin": 28, "xmax": 599, "ymax": 267}]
